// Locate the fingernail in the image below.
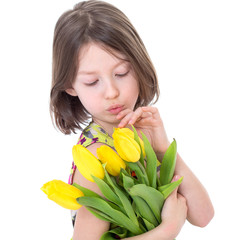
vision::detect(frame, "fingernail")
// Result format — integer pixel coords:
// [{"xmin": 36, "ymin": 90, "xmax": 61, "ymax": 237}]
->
[
  {"xmin": 128, "ymin": 120, "xmax": 133, "ymax": 124},
  {"xmin": 174, "ymin": 175, "xmax": 180, "ymax": 181}
]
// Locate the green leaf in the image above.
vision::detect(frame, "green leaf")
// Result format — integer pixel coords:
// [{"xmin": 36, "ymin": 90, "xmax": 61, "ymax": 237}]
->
[
  {"xmin": 132, "ymin": 195, "xmax": 158, "ymax": 227},
  {"xmin": 119, "ymin": 168, "xmax": 138, "ymax": 186},
  {"xmin": 141, "ymin": 131, "xmax": 157, "ymax": 188},
  {"xmin": 160, "ymin": 139, "xmax": 177, "ymax": 185},
  {"xmin": 126, "ymin": 161, "xmax": 149, "ymax": 185},
  {"xmin": 158, "ymin": 177, "xmax": 183, "ymax": 199},
  {"xmin": 128, "ymin": 184, "xmax": 164, "ymax": 223},
  {"xmin": 72, "ymin": 182, "xmax": 102, "ymax": 198},
  {"xmin": 92, "ymin": 175, "xmax": 122, "ymax": 207},
  {"xmin": 104, "ymin": 168, "xmax": 140, "ymax": 228},
  {"xmin": 131, "ymin": 125, "xmax": 144, "ymax": 166},
  {"xmin": 122, "ymin": 174, "xmax": 135, "ymax": 191},
  {"xmin": 86, "ymin": 207, "xmax": 118, "ymax": 224},
  {"xmin": 142, "ymin": 218, "xmax": 155, "ymax": 231},
  {"xmin": 77, "ymin": 196, "xmax": 143, "ymax": 235},
  {"xmin": 100, "ymin": 226, "xmax": 128, "ymax": 240}
]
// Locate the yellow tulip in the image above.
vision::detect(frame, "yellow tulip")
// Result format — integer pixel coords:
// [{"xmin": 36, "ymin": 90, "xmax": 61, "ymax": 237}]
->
[
  {"xmin": 41, "ymin": 180, "xmax": 83, "ymax": 210},
  {"xmin": 115, "ymin": 128, "xmax": 146, "ymax": 157},
  {"xmin": 72, "ymin": 144, "xmax": 105, "ymax": 182},
  {"xmin": 113, "ymin": 128, "xmax": 141, "ymax": 162},
  {"xmin": 97, "ymin": 145, "xmax": 126, "ymax": 176},
  {"xmin": 115, "ymin": 127, "xmax": 134, "ymax": 138}
]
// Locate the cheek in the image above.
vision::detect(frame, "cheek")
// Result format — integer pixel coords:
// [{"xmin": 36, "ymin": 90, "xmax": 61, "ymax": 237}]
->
[
  {"xmin": 74, "ymin": 85, "xmax": 98, "ymax": 108},
  {"xmin": 77, "ymin": 92, "xmax": 101, "ymax": 113},
  {"xmin": 128, "ymin": 79, "xmax": 139, "ymax": 101},
  {"xmin": 121, "ymin": 80, "xmax": 139, "ymax": 110},
  {"xmin": 129, "ymin": 90, "xmax": 139, "ymax": 106}
]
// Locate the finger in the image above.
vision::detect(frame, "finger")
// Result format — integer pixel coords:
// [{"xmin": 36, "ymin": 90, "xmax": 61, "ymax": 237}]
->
[
  {"xmin": 133, "ymin": 116, "xmax": 157, "ymax": 127},
  {"xmin": 127, "ymin": 107, "xmax": 151, "ymax": 125},
  {"xmin": 177, "ymin": 193, "xmax": 185, "ymax": 200},
  {"xmin": 118, "ymin": 107, "xmax": 143, "ymax": 128},
  {"xmin": 126, "ymin": 107, "xmax": 142, "ymax": 125},
  {"xmin": 142, "ymin": 106, "xmax": 157, "ymax": 113},
  {"xmin": 142, "ymin": 106, "xmax": 160, "ymax": 118},
  {"xmin": 116, "ymin": 108, "xmax": 132, "ymax": 120},
  {"xmin": 129, "ymin": 112, "xmax": 152, "ymax": 125},
  {"xmin": 170, "ymin": 175, "xmax": 181, "ymax": 197},
  {"xmin": 177, "ymin": 193, "xmax": 187, "ymax": 214},
  {"xmin": 118, "ymin": 112, "xmax": 134, "ymax": 128}
]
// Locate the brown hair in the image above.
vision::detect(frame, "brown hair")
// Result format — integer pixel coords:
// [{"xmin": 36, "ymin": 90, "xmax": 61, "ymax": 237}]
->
[{"xmin": 50, "ymin": 0, "xmax": 160, "ymax": 134}]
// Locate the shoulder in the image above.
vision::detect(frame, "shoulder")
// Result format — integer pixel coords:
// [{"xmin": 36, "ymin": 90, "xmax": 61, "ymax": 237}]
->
[{"xmin": 86, "ymin": 142, "xmax": 105, "ymax": 158}]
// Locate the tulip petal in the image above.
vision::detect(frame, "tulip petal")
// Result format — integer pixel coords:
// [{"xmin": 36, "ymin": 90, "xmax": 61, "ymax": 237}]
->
[
  {"xmin": 48, "ymin": 192, "xmax": 82, "ymax": 210},
  {"xmin": 115, "ymin": 127, "xmax": 146, "ymax": 158},
  {"xmin": 113, "ymin": 133, "xmax": 140, "ymax": 163},
  {"xmin": 97, "ymin": 145, "xmax": 126, "ymax": 176},
  {"xmin": 41, "ymin": 180, "xmax": 84, "ymax": 210},
  {"xmin": 72, "ymin": 145, "xmax": 105, "ymax": 182}
]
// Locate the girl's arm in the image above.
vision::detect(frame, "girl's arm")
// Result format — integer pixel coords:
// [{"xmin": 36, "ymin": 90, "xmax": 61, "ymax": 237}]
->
[
  {"xmin": 174, "ymin": 153, "xmax": 214, "ymax": 227},
  {"xmin": 117, "ymin": 106, "xmax": 214, "ymax": 228},
  {"xmin": 156, "ymin": 151, "xmax": 214, "ymax": 227},
  {"xmin": 72, "ymin": 143, "xmax": 187, "ymax": 240},
  {"xmin": 72, "ymin": 144, "xmax": 110, "ymax": 240}
]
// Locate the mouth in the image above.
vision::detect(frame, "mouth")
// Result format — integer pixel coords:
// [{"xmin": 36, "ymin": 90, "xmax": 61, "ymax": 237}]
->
[{"xmin": 107, "ymin": 104, "xmax": 124, "ymax": 115}]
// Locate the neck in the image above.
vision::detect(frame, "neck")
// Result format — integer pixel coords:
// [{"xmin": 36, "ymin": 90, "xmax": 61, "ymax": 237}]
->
[{"xmin": 92, "ymin": 119, "xmax": 118, "ymax": 137}]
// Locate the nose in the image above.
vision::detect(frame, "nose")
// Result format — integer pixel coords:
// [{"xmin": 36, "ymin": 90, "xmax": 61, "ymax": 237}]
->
[{"xmin": 104, "ymin": 79, "xmax": 119, "ymax": 99}]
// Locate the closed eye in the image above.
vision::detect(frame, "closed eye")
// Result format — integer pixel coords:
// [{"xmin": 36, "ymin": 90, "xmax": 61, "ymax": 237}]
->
[
  {"xmin": 85, "ymin": 80, "xmax": 98, "ymax": 86},
  {"xmin": 116, "ymin": 70, "xmax": 129, "ymax": 78}
]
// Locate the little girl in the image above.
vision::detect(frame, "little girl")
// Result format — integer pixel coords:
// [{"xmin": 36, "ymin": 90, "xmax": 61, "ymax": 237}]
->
[{"xmin": 50, "ymin": 1, "xmax": 214, "ymax": 239}]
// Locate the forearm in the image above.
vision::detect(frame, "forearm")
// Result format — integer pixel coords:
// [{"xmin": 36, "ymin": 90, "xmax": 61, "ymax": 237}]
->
[
  {"xmin": 122, "ymin": 223, "xmax": 176, "ymax": 240},
  {"xmin": 173, "ymin": 153, "xmax": 214, "ymax": 227}
]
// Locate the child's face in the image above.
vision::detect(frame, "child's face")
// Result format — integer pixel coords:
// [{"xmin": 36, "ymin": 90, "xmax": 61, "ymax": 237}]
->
[{"xmin": 67, "ymin": 42, "xmax": 139, "ymax": 131}]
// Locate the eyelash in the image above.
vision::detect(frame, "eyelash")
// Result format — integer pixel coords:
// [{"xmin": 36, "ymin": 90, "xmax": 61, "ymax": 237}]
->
[
  {"xmin": 116, "ymin": 70, "xmax": 129, "ymax": 78},
  {"xmin": 85, "ymin": 71, "xmax": 129, "ymax": 86},
  {"xmin": 86, "ymin": 80, "xmax": 98, "ymax": 86}
]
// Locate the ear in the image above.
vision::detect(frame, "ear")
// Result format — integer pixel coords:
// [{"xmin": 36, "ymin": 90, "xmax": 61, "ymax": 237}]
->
[{"xmin": 65, "ymin": 88, "xmax": 77, "ymax": 97}]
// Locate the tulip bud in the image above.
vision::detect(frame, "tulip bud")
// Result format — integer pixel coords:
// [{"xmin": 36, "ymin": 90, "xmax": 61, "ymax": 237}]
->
[
  {"xmin": 115, "ymin": 128, "xmax": 146, "ymax": 157},
  {"xmin": 97, "ymin": 145, "xmax": 126, "ymax": 176},
  {"xmin": 113, "ymin": 128, "xmax": 141, "ymax": 162},
  {"xmin": 41, "ymin": 180, "xmax": 83, "ymax": 210},
  {"xmin": 72, "ymin": 145, "xmax": 105, "ymax": 182}
]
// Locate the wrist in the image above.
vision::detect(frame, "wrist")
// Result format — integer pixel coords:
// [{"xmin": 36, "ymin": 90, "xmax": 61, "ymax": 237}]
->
[{"xmin": 159, "ymin": 221, "xmax": 178, "ymax": 240}]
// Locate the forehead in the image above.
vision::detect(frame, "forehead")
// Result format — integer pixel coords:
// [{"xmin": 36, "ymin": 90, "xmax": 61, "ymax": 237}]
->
[{"xmin": 77, "ymin": 42, "xmax": 128, "ymax": 69}]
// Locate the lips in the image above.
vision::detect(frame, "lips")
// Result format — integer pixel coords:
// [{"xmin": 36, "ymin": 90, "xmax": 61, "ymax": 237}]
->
[{"xmin": 107, "ymin": 104, "xmax": 124, "ymax": 115}]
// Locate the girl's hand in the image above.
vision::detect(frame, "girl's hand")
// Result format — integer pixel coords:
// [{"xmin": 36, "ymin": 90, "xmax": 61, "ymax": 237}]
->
[
  {"xmin": 117, "ymin": 106, "xmax": 170, "ymax": 154},
  {"xmin": 160, "ymin": 175, "xmax": 188, "ymax": 238}
]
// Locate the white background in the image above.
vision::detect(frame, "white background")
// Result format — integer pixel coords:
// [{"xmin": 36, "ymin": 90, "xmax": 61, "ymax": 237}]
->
[{"xmin": 0, "ymin": 0, "xmax": 224, "ymax": 239}]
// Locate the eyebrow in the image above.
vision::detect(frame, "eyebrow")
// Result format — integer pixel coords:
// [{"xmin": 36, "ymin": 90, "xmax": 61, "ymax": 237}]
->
[{"xmin": 77, "ymin": 60, "xmax": 129, "ymax": 76}]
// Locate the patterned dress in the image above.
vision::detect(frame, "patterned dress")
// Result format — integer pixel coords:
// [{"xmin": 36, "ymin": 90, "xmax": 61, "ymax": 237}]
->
[{"xmin": 68, "ymin": 121, "xmax": 115, "ymax": 226}]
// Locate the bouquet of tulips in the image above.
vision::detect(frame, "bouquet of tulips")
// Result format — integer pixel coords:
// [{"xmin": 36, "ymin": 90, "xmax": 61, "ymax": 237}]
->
[{"xmin": 41, "ymin": 126, "xmax": 183, "ymax": 239}]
